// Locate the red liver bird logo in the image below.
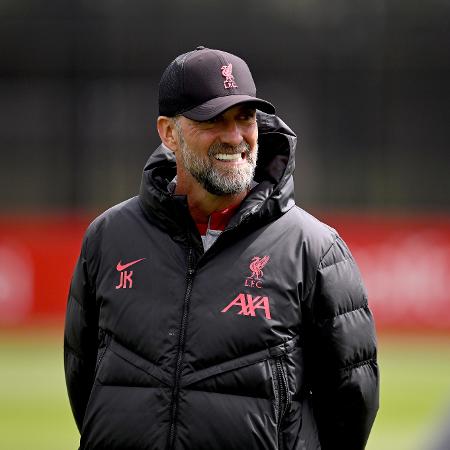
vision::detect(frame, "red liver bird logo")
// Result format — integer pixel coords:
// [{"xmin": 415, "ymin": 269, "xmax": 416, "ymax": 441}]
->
[
  {"xmin": 221, "ymin": 63, "xmax": 233, "ymax": 78},
  {"xmin": 221, "ymin": 63, "xmax": 238, "ymax": 89},
  {"xmin": 249, "ymin": 256, "xmax": 270, "ymax": 280}
]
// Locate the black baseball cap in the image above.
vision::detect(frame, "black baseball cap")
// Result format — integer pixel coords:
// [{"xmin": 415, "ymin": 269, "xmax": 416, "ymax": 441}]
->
[{"xmin": 158, "ymin": 46, "xmax": 275, "ymax": 121}]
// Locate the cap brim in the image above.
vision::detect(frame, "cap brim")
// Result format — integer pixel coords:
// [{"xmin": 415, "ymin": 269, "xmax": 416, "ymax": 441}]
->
[{"xmin": 182, "ymin": 95, "xmax": 275, "ymax": 121}]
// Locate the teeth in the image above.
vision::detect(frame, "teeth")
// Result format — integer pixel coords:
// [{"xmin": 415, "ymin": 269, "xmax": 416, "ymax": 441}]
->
[{"xmin": 214, "ymin": 153, "xmax": 242, "ymax": 161}]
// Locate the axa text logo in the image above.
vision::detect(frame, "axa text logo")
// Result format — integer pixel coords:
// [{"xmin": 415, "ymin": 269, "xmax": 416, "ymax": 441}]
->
[
  {"xmin": 245, "ymin": 255, "xmax": 270, "ymax": 289},
  {"xmin": 221, "ymin": 293, "xmax": 272, "ymax": 320},
  {"xmin": 115, "ymin": 258, "xmax": 145, "ymax": 289}
]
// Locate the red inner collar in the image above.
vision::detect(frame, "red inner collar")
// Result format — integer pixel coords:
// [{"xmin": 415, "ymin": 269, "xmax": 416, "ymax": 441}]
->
[{"xmin": 196, "ymin": 204, "xmax": 240, "ymax": 235}]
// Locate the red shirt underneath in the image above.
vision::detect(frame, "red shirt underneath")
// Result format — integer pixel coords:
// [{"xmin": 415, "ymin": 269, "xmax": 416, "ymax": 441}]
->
[{"xmin": 195, "ymin": 204, "xmax": 240, "ymax": 235}]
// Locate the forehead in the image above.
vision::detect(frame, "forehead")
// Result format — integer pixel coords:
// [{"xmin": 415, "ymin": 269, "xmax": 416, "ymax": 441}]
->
[
  {"xmin": 182, "ymin": 104, "xmax": 256, "ymax": 123},
  {"xmin": 212, "ymin": 103, "xmax": 257, "ymax": 118}
]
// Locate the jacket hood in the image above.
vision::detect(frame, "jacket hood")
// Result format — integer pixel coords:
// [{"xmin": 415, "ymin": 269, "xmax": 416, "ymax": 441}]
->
[{"xmin": 139, "ymin": 112, "xmax": 297, "ymax": 240}]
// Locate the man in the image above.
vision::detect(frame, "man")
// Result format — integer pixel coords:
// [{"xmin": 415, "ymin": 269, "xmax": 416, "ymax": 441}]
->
[{"xmin": 64, "ymin": 46, "xmax": 379, "ymax": 449}]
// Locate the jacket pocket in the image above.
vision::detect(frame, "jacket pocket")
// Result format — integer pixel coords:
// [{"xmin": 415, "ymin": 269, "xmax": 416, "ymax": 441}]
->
[
  {"xmin": 102, "ymin": 337, "xmax": 171, "ymax": 387},
  {"xmin": 80, "ymin": 330, "xmax": 111, "ymax": 438},
  {"xmin": 270, "ymin": 355, "xmax": 291, "ymax": 426},
  {"xmin": 94, "ymin": 328, "xmax": 111, "ymax": 379},
  {"xmin": 180, "ymin": 337, "xmax": 299, "ymax": 450}
]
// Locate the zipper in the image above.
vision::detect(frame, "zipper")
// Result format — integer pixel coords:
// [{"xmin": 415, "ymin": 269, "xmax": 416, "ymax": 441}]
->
[
  {"xmin": 167, "ymin": 246, "xmax": 196, "ymax": 450},
  {"xmin": 271, "ymin": 356, "xmax": 291, "ymax": 426},
  {"xmin": 272, "ymin": 356, "xmax": 291, "ymax": 450}
]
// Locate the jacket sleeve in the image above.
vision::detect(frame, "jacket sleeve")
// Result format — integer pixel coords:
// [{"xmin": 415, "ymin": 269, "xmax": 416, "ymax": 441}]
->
[
  {"xmin": 303, "ymin": 235, "xmax": 379, "ymax": 450},
  {"xmin": 64, "ymin": 232, "xmax": 99, "ymax": 432}
]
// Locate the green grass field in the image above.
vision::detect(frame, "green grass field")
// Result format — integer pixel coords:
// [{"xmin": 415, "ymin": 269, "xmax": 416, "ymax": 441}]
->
[{"xmin": 1, "ymin": 329, "xmax": 450, "ymax": 450}]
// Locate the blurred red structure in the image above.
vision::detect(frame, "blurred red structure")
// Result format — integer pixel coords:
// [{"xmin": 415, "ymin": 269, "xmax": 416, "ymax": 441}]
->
[
  {"xmin": 0, "ymin": 216, "xmax": 87, "ymax": 326},
  {"xmin": 0, "ymin": 214, "xmax": 449, "ymax": 332}
]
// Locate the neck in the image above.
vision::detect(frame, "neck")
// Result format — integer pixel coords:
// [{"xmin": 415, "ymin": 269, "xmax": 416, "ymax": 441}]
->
[{"xmin": 174, "ymin": 174, "xmax": 247, "ymax": 224}]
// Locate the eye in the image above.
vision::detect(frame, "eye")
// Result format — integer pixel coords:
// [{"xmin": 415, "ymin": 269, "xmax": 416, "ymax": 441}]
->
[
  {"xmin": 239, "ymin": 112, "xmax": 256, "ymax": 123},
  {"xmin": 237, "ymin": 108, "xmax": 256, "ymax": 121},
  {"xmin": 201, "ymin": 114, "xmax": 224, "ymax": 125},
  {"xmin": 205, "ymin": 117, "xmax": 220, "ymax": 124}
]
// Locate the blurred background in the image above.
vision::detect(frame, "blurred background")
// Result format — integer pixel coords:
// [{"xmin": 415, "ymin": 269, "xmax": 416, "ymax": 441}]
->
[{"xmin": 1, "ymin": 1, "xmax": 449, "ymax": 449}]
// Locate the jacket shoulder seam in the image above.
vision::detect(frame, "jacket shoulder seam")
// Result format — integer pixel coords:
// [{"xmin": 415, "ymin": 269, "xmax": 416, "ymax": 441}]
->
[
  {"xmin": 303, "ymin": 236, "xmax": 339, "ymax": 300},
  {"xmin": 318, "ymin": 236, "xmax": 340, "ymax": 267},
  {"xmin": 340, "ymin": 356, "xmax": 377, "ymax": 373},
  {"xmin": 319, "ymin": 255, "xmax": 353, "ymax": 271},
  {"xmin": 327, "ymin": 304, "xmax": 369, "ymax": 322}
]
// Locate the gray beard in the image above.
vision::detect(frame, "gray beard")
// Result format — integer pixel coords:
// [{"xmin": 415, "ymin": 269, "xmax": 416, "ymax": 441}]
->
[{"xmin": 178, "ymin": 135, "xmax": 258, "ymax": 196}]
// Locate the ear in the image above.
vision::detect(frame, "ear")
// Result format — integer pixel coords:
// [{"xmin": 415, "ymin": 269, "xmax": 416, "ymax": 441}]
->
[{"xmin": 157, "ymin": 116, "xmax": 179, "ymax": 152}]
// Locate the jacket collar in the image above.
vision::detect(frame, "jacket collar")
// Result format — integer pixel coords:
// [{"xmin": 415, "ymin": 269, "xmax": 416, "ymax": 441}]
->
[{"xmin": 138, "ymin": 112, "xmax": 297, "ymax": 242}]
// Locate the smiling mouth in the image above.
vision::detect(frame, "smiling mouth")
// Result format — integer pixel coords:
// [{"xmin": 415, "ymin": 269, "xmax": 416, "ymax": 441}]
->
[{"xmin": 214, "ymin": 152, "xmax": 246, "ymax": 162}]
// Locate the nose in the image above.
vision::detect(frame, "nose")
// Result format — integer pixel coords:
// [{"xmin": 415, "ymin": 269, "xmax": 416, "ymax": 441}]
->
[{"xmin": 218, "ymin": 119, "xmax": 243, "ymax": 147}]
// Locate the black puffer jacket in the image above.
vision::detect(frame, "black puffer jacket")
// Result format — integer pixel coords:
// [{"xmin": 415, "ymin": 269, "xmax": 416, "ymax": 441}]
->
[{"xmin": 64, "ymin": 112, "xmax": 379, "ymax": 450}]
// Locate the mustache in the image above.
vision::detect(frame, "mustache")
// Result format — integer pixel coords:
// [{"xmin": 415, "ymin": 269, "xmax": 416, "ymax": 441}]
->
[{"xmin": 208, "ymin": 141, "xmax": 252, "ymax": 157}]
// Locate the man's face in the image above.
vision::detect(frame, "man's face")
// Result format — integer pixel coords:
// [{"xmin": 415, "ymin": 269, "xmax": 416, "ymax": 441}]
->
[{"xmin": 173, "ymin": 105, "xmax": 258, "ymax": 196}]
